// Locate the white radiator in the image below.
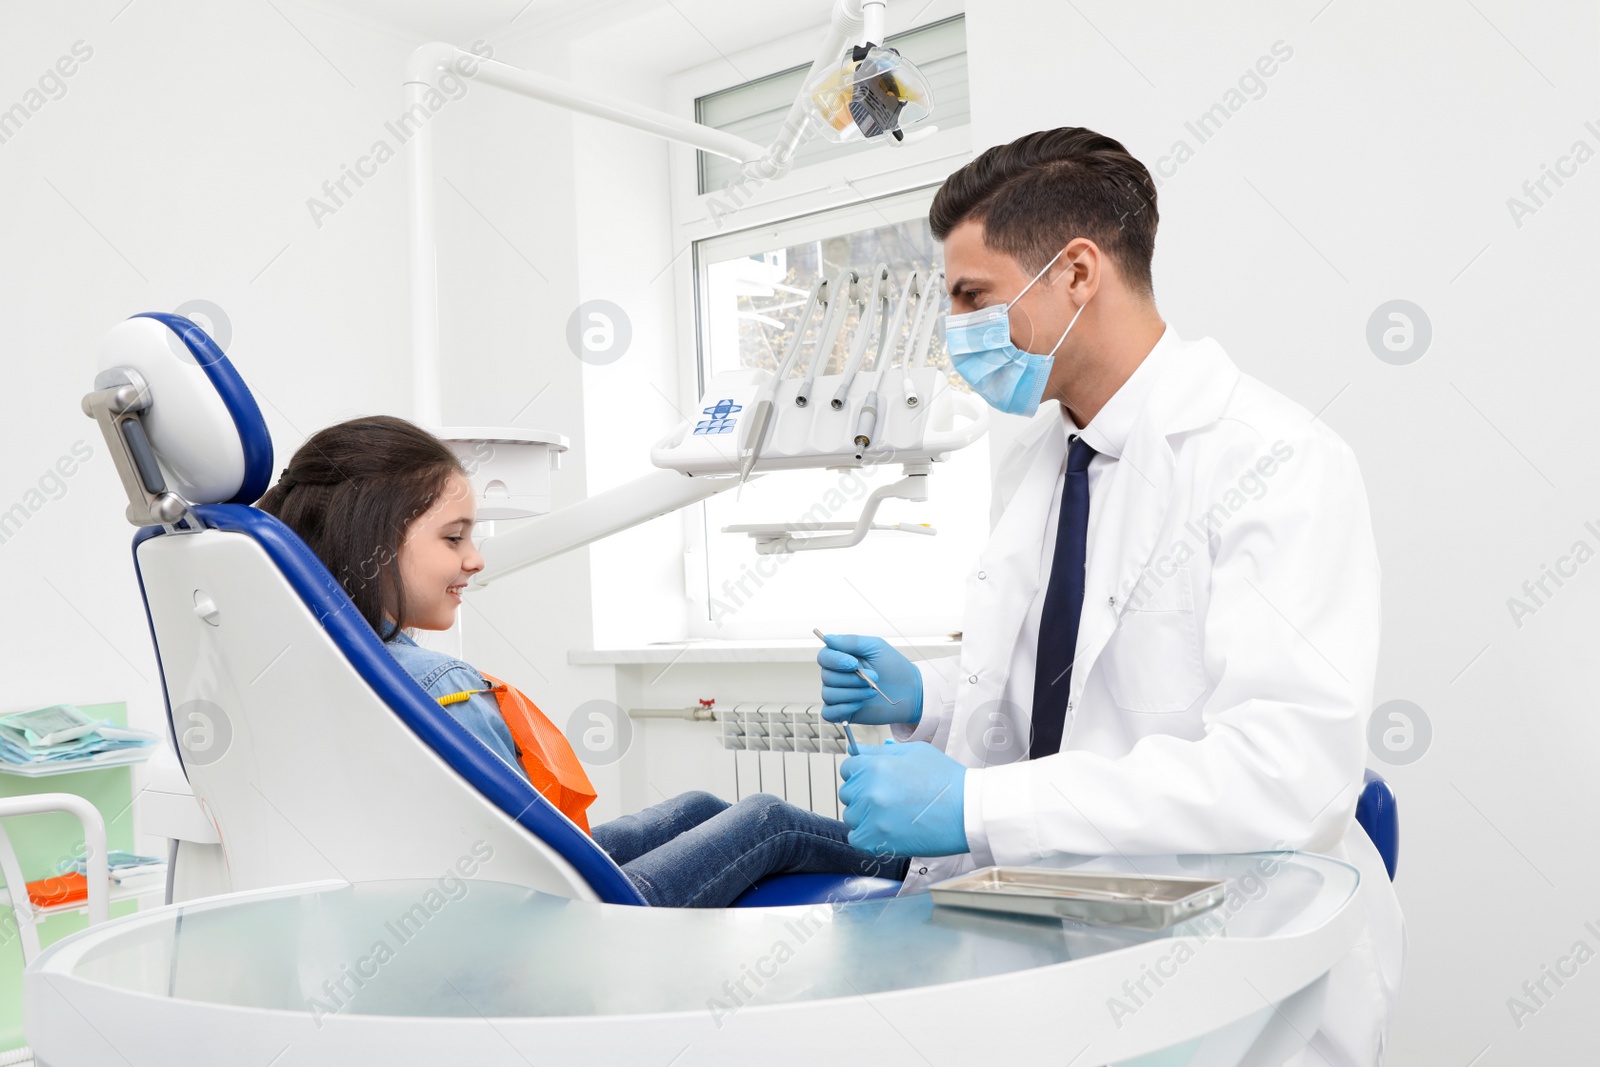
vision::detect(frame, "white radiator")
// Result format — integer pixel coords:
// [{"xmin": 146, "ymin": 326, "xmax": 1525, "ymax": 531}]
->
[{"xmin": 717, "ymin": 703, "xmax": 887, "ymax": 819}]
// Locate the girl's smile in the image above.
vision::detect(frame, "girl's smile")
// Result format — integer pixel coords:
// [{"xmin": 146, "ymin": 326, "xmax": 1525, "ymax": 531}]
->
[{"xmin": 397, "ymin": 472, "xmax": 484, "ymax": 630}]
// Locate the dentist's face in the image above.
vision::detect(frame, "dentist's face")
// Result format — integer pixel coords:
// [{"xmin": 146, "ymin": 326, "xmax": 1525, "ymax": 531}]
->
[
  {"xmin": 397, "ymin": 473, "xmax": 483, "ymax": 631},
  {"xmin": 944, "ymin": 218, "xmax": 1089, "ymax": 355}
]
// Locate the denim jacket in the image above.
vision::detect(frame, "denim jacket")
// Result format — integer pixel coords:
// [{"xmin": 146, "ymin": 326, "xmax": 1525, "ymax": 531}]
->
[{"xmin": 383, "ymin": 631, "xmax": 526, "ymax": 782}]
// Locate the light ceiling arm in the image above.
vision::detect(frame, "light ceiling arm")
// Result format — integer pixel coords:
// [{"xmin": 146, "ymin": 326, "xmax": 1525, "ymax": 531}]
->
[
  {"xmin": 439, "ymin": 53, "xmax": 766, "ymax": 164},
  {"xmin": 860, "ymin": 0, "xmax": 887, "ymax": 45},
  {"xmin": 756, "ymin": 0, "xmax": 870, "ymax": 180}
]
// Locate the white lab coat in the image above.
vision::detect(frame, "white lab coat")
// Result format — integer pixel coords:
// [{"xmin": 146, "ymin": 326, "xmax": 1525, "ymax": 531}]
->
[{"xmin": 899, "ymin": 330, "xmax": 1403, "ymax": 1065}]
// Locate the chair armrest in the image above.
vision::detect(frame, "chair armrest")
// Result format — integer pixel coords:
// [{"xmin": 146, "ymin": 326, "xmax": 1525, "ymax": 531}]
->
[{"xmin": 0, "ymin": 793, "xmax": 110, "ymax": 965}]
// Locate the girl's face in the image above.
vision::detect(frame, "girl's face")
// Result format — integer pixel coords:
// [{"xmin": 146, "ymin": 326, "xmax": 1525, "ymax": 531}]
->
[{"xmin": 396, "ymin": 472, "xmax": 483, "ymax": 631}]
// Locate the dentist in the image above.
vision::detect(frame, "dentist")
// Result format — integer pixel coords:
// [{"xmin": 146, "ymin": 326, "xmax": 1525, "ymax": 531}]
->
[{"xmin": 820, "ymin": 127, "xmax": 1401, "ymax": 1064}]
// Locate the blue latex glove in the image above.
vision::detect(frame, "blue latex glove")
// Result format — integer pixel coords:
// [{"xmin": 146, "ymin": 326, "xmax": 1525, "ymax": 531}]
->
[
  {"xmin": 817, "ymin": 634, "xmax": 923, "ymax": 726},
  {"xmin": 838, "ymin": 741, "xmax": 968, "ymax": 856}
]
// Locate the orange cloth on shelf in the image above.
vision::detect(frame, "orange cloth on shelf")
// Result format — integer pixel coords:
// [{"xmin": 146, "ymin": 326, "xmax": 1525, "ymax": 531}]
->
[
  {"xmin": 480, "ymin": 673, "xmax": 598, "ymax": 834},
  {"xmin": 27, "ymin": 871, "xmax": 88, "ymax": 909}
]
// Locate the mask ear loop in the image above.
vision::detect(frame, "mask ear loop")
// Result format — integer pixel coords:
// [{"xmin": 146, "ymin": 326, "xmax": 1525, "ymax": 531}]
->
[
  {"xmin": 1011, "ymin": 245, "xmax": 1080, "ymax": 356},
  {"xmin": 1031, "ymin": 244, "xmax": 1089, "ymax": 358},
  {"xmin": 1047, "ymin": 296, "xmax": 1090, "ymax": 358},
  {"xmin": 1010, "ymin": 245, "xmax": 1069, "ymax": 305}
]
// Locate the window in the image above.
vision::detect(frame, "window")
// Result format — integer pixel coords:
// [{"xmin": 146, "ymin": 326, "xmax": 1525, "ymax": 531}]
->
[{"xmin": 687, "ymin": 188, "xmax": 990, "ymax": 639}]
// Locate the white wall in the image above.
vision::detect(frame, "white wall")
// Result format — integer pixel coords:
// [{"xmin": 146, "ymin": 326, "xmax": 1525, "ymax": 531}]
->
[
  {"xmin": 0, "ymin": 1, "xmax": 623, "ymax": 810},
  {"xmin": 2, "ymin": 0, "xmax": 420, "ymax": 725},
  {"xmin": 967, "ymin": 0, "xmax": 1599, "ymax": 1060}
]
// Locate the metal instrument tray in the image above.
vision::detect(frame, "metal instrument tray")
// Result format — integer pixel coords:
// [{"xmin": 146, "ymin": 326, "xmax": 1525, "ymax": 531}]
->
[{"xmin": 929, "ymin": 866, "xmax": 1228, "ymax": 930}]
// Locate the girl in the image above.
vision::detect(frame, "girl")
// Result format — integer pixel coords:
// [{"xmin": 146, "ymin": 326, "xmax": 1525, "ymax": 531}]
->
[{"xmin": 258, "ymin": 415, "xmax": 907, "ymax": 907}]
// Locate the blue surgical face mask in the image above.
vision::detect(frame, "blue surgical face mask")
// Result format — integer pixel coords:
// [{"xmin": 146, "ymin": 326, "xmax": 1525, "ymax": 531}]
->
[{"xmin": 945, "ymin": 247, "xmax": 1089, "ymax": 416}]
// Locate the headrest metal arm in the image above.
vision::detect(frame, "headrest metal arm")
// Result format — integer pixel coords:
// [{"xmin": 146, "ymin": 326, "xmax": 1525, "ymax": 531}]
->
[{"xmin": 81, "ymin": 366, "xmax": 205, "ymax": 531}]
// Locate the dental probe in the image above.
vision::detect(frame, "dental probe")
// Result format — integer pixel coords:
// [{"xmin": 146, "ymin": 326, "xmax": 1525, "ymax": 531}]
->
[{"xmin": 814, "ymin": 628, "xmax": 898, "ymax": 756}]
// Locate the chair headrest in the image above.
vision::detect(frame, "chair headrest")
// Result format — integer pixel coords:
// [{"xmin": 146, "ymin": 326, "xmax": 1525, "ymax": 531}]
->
[{"xmin": 97, "ymin": 313, "xmax": 273, "ymax": 506}]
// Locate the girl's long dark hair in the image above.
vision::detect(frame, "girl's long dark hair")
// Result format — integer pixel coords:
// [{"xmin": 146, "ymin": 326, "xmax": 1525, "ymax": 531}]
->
[{"xmin": 257, "ymin": 416, "xmax": 464, "ymax": 641}]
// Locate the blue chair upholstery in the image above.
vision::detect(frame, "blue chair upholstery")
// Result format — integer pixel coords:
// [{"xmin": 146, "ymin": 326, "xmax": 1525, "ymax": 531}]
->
[
  {"xmin": 730, "ymin": 872, "xmax": 903, "ymax": 907},
  {"xmin": 1356, "ymin": 768, "xmax": 1398, "ymax": 881}
]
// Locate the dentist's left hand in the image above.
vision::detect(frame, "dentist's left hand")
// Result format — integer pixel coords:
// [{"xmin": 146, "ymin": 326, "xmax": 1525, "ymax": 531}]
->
[
  {"xmin": 838, "ymin": 741, "xmax": 969, "ymax": 857},
  {"xmin": 817, "ymin": 634, "xmax": 923, "ymax": 726}
]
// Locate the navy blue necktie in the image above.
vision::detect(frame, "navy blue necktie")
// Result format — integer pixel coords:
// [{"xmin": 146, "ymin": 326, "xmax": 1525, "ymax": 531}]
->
[{"xmin": 1030, "ymin": 435, "xmax": 1096, "ymax": 760}]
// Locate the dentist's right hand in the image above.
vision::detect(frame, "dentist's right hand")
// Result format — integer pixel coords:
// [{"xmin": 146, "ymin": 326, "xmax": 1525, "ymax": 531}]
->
[{"xmin": 817, "ymin": 634, "xmax": 923, "ymax": 726}]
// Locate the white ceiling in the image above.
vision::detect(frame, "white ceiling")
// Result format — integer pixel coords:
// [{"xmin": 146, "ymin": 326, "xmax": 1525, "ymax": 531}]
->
[
  {"xmin": 308, "ymin": 0, "xmax": 838, "ymax": 72},
  {"xmin": 305, "ymin": 0, "xmax": 585, "ymax": 43}
]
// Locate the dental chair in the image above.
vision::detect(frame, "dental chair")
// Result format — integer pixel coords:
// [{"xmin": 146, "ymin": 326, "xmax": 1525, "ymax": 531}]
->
[{"xmin": 85, "ymin": 313, "xmax": 901, "ymax": 908}]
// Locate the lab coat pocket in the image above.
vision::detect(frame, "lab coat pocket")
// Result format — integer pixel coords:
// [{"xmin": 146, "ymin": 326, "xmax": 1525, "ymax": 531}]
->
[{"xmin": 1102, "ymin": 570, "xmax": 1206, "ymax": 714}]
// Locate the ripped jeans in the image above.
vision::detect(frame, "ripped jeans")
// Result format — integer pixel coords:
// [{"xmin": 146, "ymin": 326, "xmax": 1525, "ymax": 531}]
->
[{"xmin": 590, "ymin": 791, "xmax": 910, "ymax": 908}]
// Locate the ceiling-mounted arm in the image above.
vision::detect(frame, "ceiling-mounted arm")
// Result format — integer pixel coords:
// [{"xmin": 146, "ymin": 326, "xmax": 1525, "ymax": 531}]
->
[
  {"xmin": 860, "ymin": 0, "xmax": 888, "ymax": 46},
  {"xmin": 415, "ymin": 45, "xmax": 766, "ymax": 164},
  {"xmin": 751, "ymin": 0, "xmax": 875, "ymax": 181}
]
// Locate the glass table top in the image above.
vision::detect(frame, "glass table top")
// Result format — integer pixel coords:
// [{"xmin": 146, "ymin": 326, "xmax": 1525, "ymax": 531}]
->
[{"xmin": 33, "ymin": 852, "xmax": 1355, "ymax": 1019}]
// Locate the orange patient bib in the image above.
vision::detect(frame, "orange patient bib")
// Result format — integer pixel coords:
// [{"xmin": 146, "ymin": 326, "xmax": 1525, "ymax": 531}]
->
[{"xmin": 479, "ymin": 672, "xmax": 598, "ymax": 833}]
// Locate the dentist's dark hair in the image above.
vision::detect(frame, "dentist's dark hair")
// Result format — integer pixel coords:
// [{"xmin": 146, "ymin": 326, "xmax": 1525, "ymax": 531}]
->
[
  {"xmin": 256, "ymin": 415, "xmax": 466, "ymax": 642},
  {"xmin": 930, "ymin": 126, "xmax": 1159, "ymax": 296}
]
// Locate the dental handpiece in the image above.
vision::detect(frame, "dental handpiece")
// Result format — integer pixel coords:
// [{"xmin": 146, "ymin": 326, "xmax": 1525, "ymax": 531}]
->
[
  {"xmin": 736, "ymin": 398, "xmax": 772, "ymax": 489},
  {"xmin": 852, "ymin": 392, "xmax": 878, "ymax": 463}
]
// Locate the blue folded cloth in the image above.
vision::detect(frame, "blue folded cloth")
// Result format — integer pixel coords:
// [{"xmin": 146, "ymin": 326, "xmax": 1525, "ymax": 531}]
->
[{"xmin": 0, "ymin": 704, "xmax": 157, "ymax": 766}]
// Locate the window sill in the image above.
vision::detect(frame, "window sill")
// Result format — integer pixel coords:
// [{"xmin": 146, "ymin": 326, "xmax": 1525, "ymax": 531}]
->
[{"xmin": 569, "ymin": 636, "xmax": 961, "ymax": 666}]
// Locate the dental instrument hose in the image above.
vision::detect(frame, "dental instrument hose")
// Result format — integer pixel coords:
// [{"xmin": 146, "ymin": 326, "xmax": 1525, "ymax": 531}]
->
[
  {"xmin": 902, "ymin": 268, "xmax": 944, "ymax": 408},
  {"xmin": 831, "ymin": 263, "xmax": 889, "ymax": 409},
  {"xmin": 795, "ymin": 268, "xmax": 855, "ymax": 408}
]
